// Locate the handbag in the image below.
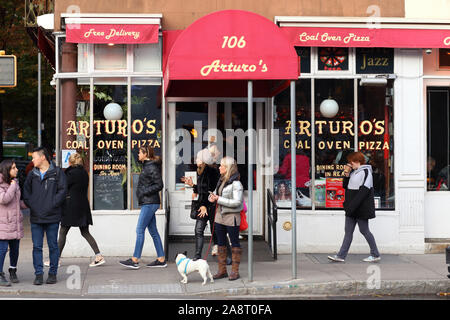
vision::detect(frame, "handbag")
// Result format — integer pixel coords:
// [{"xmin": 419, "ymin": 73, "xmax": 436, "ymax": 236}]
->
[
  {"xmin": 190, "ymin": 200, "xmax": 200, "ymax": 220},
  {"xmin": 239, "ymin": 200, "xmax": 248, "ymax": 231}
]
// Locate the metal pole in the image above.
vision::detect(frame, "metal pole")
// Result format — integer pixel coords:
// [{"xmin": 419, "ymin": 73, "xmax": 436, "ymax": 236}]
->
[
  {"xmin": 248, "ymin": 80, "xmax": 253, "ymax": 282},
  {"xmin": 55, "ymin": 78, "xmax": 60, "ymax": 166},
  {"xmin": 38, "ymin": 52, "xmax": 42, "ymax": 147},
  {"xmin": 290, "ymin": 80, "xmax": 297, "ymax": 279}
]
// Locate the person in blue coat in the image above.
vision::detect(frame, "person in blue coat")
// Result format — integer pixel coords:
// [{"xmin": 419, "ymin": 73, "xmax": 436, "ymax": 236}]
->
[{"xmin": 23, "ymin": 147, "xmax": 67, "ymax": 285}]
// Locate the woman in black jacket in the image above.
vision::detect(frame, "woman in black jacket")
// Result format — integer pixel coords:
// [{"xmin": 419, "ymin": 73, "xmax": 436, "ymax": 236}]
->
[
  {"xmin": 328, "ymin": 151, "xmax": 381, "ymax": 263},
  {"xmin": 119, "ymin": 146, "xmax": 165, "ymax": 269},
  {"xmin": 182, "ymin": 149, "xmax": 220, "ymax": 260},
  {"xmin": 57, "ymin": 153, "xmax": 105, "ymax": 267}
]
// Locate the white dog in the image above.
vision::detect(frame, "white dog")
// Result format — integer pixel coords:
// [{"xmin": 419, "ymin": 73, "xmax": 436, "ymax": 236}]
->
[{"xmin": 175, "ymin": 252, "xmax": 214, "ymax": 285}]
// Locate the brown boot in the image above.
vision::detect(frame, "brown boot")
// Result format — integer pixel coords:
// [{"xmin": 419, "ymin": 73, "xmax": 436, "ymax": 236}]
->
[
  {"xmin": 213, "ymin": 246, "xmax": 228, "ymax": 279},
  {"xmin": 229, "ymin": 247, "xmax": 242, "ymax": 281}
]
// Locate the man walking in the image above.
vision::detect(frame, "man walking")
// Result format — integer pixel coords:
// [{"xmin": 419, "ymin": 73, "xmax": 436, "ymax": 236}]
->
[{"xmin": 23, "ymin": 147, "xmax": 67, "ymax": 285}]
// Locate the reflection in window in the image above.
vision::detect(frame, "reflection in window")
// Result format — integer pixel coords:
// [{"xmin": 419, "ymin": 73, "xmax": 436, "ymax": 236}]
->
[
  {"xmin": 131, "ymin": 85, "xmax": 162, "ymax": 209},
  {"xmin": 175, "ymin": 102, "xmax": 209, "ymax": 190},
  {"xmin": 93, "ymin": 85, "xmax": 127, "ymax": 210},
  {"xmin": 427, "ymin": 87, "xmax": 450, "ymax": 191},
  {"xmin": 315, "ymin": 79, "xmax": 354, "ymax": 208},
  {"xmin": 358, "ymin": 81, "xmax": 395, "ymax": 208}
]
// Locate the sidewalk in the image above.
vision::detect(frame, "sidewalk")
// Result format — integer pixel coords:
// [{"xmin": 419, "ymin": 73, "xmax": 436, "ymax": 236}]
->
[{"xmin": 1, "ymin": 246, "xmax": 449, "ymax": 298}]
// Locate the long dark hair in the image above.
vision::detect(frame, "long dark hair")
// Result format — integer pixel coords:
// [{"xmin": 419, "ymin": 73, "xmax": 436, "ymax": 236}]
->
[
  {"xmin": 139, "ymin": 145, "xmax": 161, "ymax": 163},
  {"xmin": 0, "ymin": 160, "xmax": 15, "ymax": 184}
]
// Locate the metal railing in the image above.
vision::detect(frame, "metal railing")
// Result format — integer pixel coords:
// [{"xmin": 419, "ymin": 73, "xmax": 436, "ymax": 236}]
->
[
  {"xmin": 266, "ymin": 188, "xmax": 278, "ymax": 260},
  {"xmin": 164, "ymin": 189, "xmax": 171, "ymax": 259}
]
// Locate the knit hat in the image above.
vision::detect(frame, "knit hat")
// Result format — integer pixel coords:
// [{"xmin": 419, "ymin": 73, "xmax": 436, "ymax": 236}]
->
[{"xmin": 196, "ymin": 148, "xmax": 214, "ymax": 165}]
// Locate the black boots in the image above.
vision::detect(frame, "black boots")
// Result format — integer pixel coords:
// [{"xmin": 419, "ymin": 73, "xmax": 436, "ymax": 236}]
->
[
  {"xmin": 8, "ymin": 268, "xmax": 19, "ymax": 283},
  {"xmin": 33, "ymin": 274, "xmax": 44, "ymax": 285}
]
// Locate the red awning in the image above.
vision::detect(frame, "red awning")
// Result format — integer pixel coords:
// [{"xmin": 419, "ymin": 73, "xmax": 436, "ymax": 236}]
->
[
  {"xmin": 164, "ymin": 10, "xmax": 299, "ymax": 97},
  {"xmin": 281, "ymin": 26, "xmax": 450, "ymax": 48},
  {"xmin": 66, "ymin": 23, "xmax": 159, "ymax": 44}
]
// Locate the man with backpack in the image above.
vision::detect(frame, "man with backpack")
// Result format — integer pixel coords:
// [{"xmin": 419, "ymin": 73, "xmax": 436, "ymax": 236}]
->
[{"xmin": 23, "ymin": 147, "xmax": 67, "ymax": 285}]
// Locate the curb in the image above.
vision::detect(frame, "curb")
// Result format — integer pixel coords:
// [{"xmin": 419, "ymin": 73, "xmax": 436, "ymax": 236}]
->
[{"xmin": 1, "ymin": 279, "xmax": 449, "ymax": 298}]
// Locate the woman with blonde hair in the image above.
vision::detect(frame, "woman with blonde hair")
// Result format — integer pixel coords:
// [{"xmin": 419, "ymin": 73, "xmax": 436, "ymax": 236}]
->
[
  {"xmin": 55, "ymin": 153, "xmax": 105, "ymax": 267},
  {"xmin": 209, "ymin": 156, "xmax": 244, "ymax": 281}
]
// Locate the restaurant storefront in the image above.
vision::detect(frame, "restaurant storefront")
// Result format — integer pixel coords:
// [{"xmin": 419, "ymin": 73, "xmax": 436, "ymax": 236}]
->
[{"xmin": 50, "ymin": 2, "xmax": 450, "ymax": 258}]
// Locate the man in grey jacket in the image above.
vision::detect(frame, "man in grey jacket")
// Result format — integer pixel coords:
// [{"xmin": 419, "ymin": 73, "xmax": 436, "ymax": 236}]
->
[{"xmin": 23, "ymin": 147, "xmax": 67, "ymax": 285}]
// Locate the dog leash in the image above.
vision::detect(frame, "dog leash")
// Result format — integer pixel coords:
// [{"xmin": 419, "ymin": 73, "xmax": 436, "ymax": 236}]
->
[{"xmin": 203, "ymin": 203, "xmax": 218, "ymax": 261}]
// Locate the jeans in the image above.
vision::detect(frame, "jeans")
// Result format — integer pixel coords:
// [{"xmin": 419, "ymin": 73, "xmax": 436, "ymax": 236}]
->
[
  {"xmin": 31, "ymin": 223, "xmax": 60, "ymax": 275},
  {"xmin": 133, "ymin": 204, "xmax": 164, "ymax": 259},
  {"xmin": 337, "ymin": 216, "xmax": 380, "ymax": 259},
  {"xmin": 214, "ymin": 223, "xmax": 240, "ymax": 248},
  {"xmin": 0, "ymin": 239, "xmax": 20, "ymax": 272}
]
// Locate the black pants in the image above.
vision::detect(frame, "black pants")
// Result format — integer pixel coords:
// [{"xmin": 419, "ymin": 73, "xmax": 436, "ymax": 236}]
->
[
  {"xmin": 58, "ymin": 226, "xmax": 100, "ymax": 257},
  {"xmin": 194, "ymin": 209, "xmax": 218, "ymax": 258}
]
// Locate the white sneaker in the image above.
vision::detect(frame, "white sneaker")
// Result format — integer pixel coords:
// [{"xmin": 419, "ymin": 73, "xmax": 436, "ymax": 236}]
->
[
  {"xmin": 44, "ymin": 260, "xmax": 61, "ymax": 267},
  {"xmin": 363, "ymin": 256, "xmax": 381, "ymax": 262},
  {"xmin": 327, "ymin": 255, "xmax": 345, "ymax": 262},
  {"xmin": 89, "ymin": 256, "xmax": 106, "ymax": 267},
  {"xmin": 211, "ymin": 245, "xmax": 218, "ymax": 256}
]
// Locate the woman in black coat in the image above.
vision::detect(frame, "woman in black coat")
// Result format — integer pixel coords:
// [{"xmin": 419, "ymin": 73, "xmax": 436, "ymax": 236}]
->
[
  {"xmin": 182, "ymin": 148, "xmax": 220, "ymax": 260},
  {"xmin": 56, "ymin": 153, "xmax": 105, "ymax": 267},
  {"xmin": 328, "ymin": 151, "xmax": 380, "ymax": 263}
]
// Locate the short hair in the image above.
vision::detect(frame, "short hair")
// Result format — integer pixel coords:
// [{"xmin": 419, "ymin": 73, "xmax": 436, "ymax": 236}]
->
[
  {"xmin": 346, "ymin": 151, "xmax": 366, "ymax": 165},
  {"xmin": 69, "ymin": 153, "xmax": 83, "ymax": 166},
  {"xmin": 32, "ymin": 147, "xmax": 51, "ymax": 164}
]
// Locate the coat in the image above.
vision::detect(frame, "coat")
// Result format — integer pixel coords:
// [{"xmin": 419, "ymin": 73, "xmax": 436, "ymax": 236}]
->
[
  {"xmin": 193, "ymin": 165, "xmax": 220, "ymax": 218},
  {"xmin": 136, "ymin": 159, "xmax": 163, "ymax": 206},
  {"xmin": 0, "ymin": 176, "xmax": 25, "ymax": 240},
  {"xmin": 343, "ymin": 165, "xmax": 376, "ymax": 220},
  {"xmin": 215, "ymin": 172, "xmax": 244, "ymax": 215},
  {"xmin": 23, "ymin": 162, "xmax": 67, "ymax": 224},
  {"xmin": 62, "ymin": 165, "xmax": 92, "ymax": 227}
]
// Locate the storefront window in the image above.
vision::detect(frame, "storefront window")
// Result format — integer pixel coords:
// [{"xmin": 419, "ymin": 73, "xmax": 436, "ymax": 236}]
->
[
  {"xmin": 274, "ymin": 79, "xmax": 312, "ymax": 208},
  {"xmin": 93, "ymin": 84, "xmax": 128, "ymax": 210},
  {"xmin": 358, "ymin": 81, "xmax": 395, "ymax": 208},
  {"xmin": 94, "ymin": 44, "xmax": 127, "ymax": 70},
  {"xmin": 134, "ymin": 43, "xmax": 162, "ymax": 72},
  {"xmin": 427, "ymin": 87, "xmax": 450, "ymax": 191},
  {"xmin": 438, "ymin": 49, "xmax": 450, "ymax": 69},
  {"xmin": 174, "ymin": 102, "xmax": 209, "ymax": 190},
  {"xmin": 274, "ymin": 78, "xmax": 396, "ymax": 210},
  {"xmin": 315, "ymin": 79, "xmax": 354, "ymax": 208},
  {"xmin": 131, "ymin": 85, "xmax": 162, "ymax": 209},
  {"xmin": 318, "ymin": 47, "xmax": 349, "ymax": 71}
]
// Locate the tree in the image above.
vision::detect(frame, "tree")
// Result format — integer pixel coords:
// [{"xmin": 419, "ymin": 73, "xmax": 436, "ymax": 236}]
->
[{"xmin": 0, "ymin": 0, "xmax": 55, "ymax": 160}]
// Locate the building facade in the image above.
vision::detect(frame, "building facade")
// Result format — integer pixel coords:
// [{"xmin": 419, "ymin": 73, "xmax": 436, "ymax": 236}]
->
[{"xmin": 47, "ymin": 0, "xmax": 450, "ymax": 257}]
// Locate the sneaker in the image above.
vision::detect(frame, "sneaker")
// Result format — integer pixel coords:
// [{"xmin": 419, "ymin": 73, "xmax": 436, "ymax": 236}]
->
[
  {"xmin": 44, "ymin": 260, "xmax": 61, "ymax": 267},
  {"xmin": 8, "ymin": 268, "xmax": 19, "ymax": 283},
  {"xmin": 0, "ymin": 272, "xmax": 11, "ymax": 287},
  {"xmin": 33, "ymin": 274, "xmax": 44, "ymax": 285},
  {"xmin": 119, "ymin": 258, "xmax": 140, "ymax": 269},
  {"xmin": 46, "ymin": 273, "xmax": 57, "ymax": 284},
  {"xmin": 211, "ymin": 245, "xmax": 218, "ymax": 256},
  {"xmin": 146, "ymin": 259, "xmax": 167, "ymax": 268},
  {"xmin": 89, "ymin": 256, "xmax": 106, "ymax": 267},
  {"xmin": 327, "ymin": 255, "xmax": 345, "ymax": 262},
  {"xmin": 363, "ymin": 256, "xmax": 381, "ymax": 262}
]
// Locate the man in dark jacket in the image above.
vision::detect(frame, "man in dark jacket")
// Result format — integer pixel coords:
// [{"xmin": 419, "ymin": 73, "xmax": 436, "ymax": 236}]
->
[{"xmin": 23, "ymin": 147, "xmax": 67, "ymax": 285}]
